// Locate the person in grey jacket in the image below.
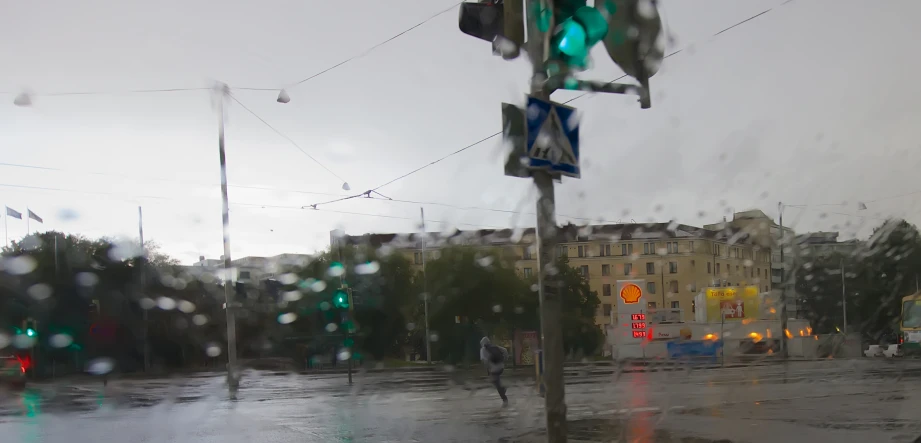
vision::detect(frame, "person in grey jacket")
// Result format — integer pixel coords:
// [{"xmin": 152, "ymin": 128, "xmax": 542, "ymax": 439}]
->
[{"xmin": 479, "ymin": 336, "xmax": 509, "ymax": 405}]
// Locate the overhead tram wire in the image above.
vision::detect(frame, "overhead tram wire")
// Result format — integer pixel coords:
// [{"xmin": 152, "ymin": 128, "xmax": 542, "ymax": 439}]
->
[
  {"xmin": 228, "ymin": 94, "xmax": 350, "ymax": 186},
  {"xmin": 365, "ymin": 2, "xmax": 792, "ymax": 193},
  {"xmin": 0, "ymin": 182, "xmax": 502, "ymax": 229},
  {"xmin": 0, "ymin": 161, "xmax": 350, "ymax": 199}
]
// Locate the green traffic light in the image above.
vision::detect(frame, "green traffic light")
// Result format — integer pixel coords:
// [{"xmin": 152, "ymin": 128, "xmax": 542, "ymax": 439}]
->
[
  {"xmin": 551, "ymin": 6, "xmax": 608, "ymax": 67},
  {"xmin": 26, "ymin": 329, "xmax": 35, "ymax": 337},
  {"xmin": 333, "ymin": 290, "xmax": 349, "ymax": 309}
]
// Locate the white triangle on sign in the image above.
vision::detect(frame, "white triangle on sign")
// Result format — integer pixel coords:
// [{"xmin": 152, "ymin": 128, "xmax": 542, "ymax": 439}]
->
[{"xmin": 531, "ymin": 107, "xmax": 576, "ymax": 166}]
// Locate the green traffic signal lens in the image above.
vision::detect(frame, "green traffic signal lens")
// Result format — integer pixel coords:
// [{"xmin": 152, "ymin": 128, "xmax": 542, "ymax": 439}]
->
[
  {"xmin": 556, "ymin": 19, "xmax": 587, "ymax": 57},
  {"xmin": 574, "ymin": 6, "xmax": 608, "ymax": 45},
  {"xmin": 26, "ymin": 329, "xmax": 35, "ymax": 337}
]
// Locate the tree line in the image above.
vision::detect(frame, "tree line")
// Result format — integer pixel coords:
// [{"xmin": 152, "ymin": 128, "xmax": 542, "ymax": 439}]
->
[{"xmin": 0, "ymin": 231, "xmax": 602, "ymax": 374}]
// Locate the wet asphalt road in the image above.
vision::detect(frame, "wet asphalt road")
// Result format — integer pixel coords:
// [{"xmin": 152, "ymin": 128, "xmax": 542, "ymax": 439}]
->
[{"xmin": 1, "ymin": 359, "xmax": 921, "ymax": 442}]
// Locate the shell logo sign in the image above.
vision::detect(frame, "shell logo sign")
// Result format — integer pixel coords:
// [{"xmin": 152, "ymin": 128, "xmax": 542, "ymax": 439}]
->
[{"xmin": 620, "ymin": 283, "xmax": 643, "ymax": 304}]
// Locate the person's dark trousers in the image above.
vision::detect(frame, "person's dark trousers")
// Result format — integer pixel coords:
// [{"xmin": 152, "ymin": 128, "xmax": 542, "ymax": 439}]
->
[{"xmin": 489, "ymin": 368, "xmax": 508, "ymax": 402}]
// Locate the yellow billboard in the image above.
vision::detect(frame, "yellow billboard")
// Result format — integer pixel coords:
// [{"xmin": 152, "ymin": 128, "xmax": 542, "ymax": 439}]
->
[{"xmin": 705, "ymin": 286, "xmax": 760, "ymax": 322}]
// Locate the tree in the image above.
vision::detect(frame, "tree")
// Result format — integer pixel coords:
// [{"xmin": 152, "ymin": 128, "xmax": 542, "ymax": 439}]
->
[
  {"xmin": 423, "ymin": 246, "xmax": 530, "ymax": 365},
  {"xmin": 549, "ymin": 257, "xmax": 603, "ymax": 357},
  {"xmin": 797, "ymin": 219, "xmax": 921, "ymax": 342}
]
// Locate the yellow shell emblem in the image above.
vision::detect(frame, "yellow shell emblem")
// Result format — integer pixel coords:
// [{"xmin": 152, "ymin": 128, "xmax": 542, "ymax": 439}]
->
[{"xmin": 620, "ymin": 283, "xmax": 642, "ymax": 304}]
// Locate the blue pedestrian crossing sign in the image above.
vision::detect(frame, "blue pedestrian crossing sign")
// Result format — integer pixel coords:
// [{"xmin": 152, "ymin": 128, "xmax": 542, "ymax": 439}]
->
[{"xmin": 525, "ymin": 96, "xmax": 580, "ymax": 178}]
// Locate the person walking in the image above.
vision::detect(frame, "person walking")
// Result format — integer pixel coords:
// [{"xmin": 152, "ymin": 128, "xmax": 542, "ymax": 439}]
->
[{"xmin": 480, "ymin": 336, "xmax": 509, "ymax": 406}]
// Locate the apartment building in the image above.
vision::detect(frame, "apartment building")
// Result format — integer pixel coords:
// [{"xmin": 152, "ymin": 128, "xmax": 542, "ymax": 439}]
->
[{"xmin": 335, "ymin": 221, "xmax": 770, "ymax": 328}]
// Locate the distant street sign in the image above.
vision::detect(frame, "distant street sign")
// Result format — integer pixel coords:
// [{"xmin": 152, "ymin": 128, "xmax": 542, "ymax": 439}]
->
[{"xmin": 525, "ymin": 96, "xmax": 580, "ymax": 178}]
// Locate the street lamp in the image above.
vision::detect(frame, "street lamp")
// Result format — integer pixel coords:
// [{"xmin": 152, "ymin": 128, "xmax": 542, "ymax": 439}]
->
[{"xmin": 276, "ymin": 89, "xmax": 290, "ymax": 104}]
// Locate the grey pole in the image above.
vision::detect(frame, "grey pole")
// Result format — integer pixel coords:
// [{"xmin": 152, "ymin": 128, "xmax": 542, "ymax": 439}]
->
[
  {"xmin": 421, "ymin": 207, "xmax": 431, "ymax": 364},
  {"xmin": 840, "ymin": 257, "xmax": 847, "ymax": 335},
  {"xmin": 526, "ymin": 0, "xmax": 567, "ymax": 440},
  {"xmin": 139, "ymin": 206, "xmax": 150, "ymax": 372},
  {"xmin": 778, "ymin": 202, "xmax": 788, "ymax": 359},
  {"xmin": 215, "ymin": 84, "xmax": 239, "ymax": 390}
]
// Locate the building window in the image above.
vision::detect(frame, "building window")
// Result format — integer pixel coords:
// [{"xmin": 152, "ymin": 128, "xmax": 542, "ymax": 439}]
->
[
  {"xmin": 523, "ymin": 246, "xmax": 534, "ymax": 260},
  {"xmin": 239, "ymin": 271, "xmax": 251, "ymax": 279},
  {"xmin": 667, "ymin": 242, "xmax": 678, "ymax": 254},
  {"xmin": 689, "ymin": 241, "xmax": 695, "ymax": 252},
  {"xmin": 603, "ymin": 284, "xmax": 612, "ymax": 297},
  {"xmin": 621, "ymin": 243, "xmax": 633, "ymax": 256},
  {"xmin": 647, "ymin": 281, "xmax": 656, "ymax": 294},
  {"xmin": 414, "ymin": 252, "xmax": 423, "ymax": 265},
  {"xmin": 757, "ymin": 268, "xmax": 761, "ymax": 278},
  {"xmin": 523, "ymin": 268, "xmax": 533, "ymax": 278},
  {"xmin": 736, "ymin": 265, "xmax": 740, "ymax": 275},
  {"xmin": 643, "ymin": 242, "xmax": 655, "ymax": 255},
  {"xmin": 669, "ymin": 280, "xmax": 679, "ymax": 293},
  {"xmin": 714, "ymin": 243, "xmax": 720, "ymax": 256},
  {"xmin": 603, "ymin": 303, "xmax": 613, "ymax": 317},
  {"xmin": 558, "ymin": 246, "xmax": 568, "ymax": 257},
  {"xmin": 669, "ymin": 262, "xmax": 678, "ymax": 273},
  {"xmin": 647, "ymin": 301, "xmax": 657, "ymax": 309},
  {"xmin": 577, "ymin": 245, "xmax": 586, "ymax": 258},
  {"xmin": 670, "ymin": 301, "xmax": 680, "ymax": 309},
  {"xmin": 646, "ymin": 262, "xmax": 655, "ymax": 274},
  {"xmin": 600, "ymin": 244, "xmax": 611, "ymax": 257},
  {"xmin": 579, "ymin": 265, "xmax": 589, "ymax": 278},
  {"xmin": 689, "ymin": 282, "xmax": 697, "ymax": 292},
  {"xmin": 707, "ymin": 262, "xmax": 712, "ymax": 274},
  {"xmin": 601, "ymin": 264, "xmax": 611, "ymax": 276},
  {"xmin": 716, "ymin": 263, "xmax": 721, "ymax": 274},
  {"xmin": 624, "ymin": 263, "xmax": 633, "ymax": 275}
]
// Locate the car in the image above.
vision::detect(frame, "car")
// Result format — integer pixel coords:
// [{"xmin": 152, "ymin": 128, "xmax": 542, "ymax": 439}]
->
[{"xmin": 0, "ymin": 355, "xmax": 27, "ymax": 389}]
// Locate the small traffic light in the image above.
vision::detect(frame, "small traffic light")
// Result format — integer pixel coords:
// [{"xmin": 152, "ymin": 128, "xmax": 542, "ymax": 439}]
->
[
  {"xmin": 26, "ymin": 328, "xmax": 35, "ymax": 337},
  {"xmin": 333, "ymin": 289, "xmax": 350, "ymax": 309},
  {"xmin": 600, "ymin": 0, "xmax": 664, "ymax": 80}
]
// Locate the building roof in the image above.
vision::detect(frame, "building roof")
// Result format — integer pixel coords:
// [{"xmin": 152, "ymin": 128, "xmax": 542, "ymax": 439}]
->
[{"xmin": 337, "ymin": 222, "xmax": 755, "ymax": 249}]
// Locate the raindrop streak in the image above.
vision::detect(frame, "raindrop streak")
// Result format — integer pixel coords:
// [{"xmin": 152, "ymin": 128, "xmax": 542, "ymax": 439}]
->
[
  {"xmin": 0, "ymin": 333, "xmax": 10, "ymax": 349},
  {"xmin": 139, "ymin": 298, "xmax": 156, "ymax": 310},
  {"xmin": 278, "ymin": 312, "xmax": 298, "ymax": 324},
  {"xmin": 325, "ymin": 323, "xmax": 339, "ymax": 333},
  {"xmin": 311, "ymin": 280, "xmax": 327, "ymax": 292},
  {"xmin": 49, "ymin": 334, "xmax": 73, "ymax": 348},
  {"xmin": 327, "ymin": 263, "xmax": 345, "ymax": 278},
  {"xmin": 337, "ymin": 350, "xmax": 351, "ymax": 361},
  {"xmin": 27, "ymin": 283, "xmax": 53, "ymax": 300},
  {"xmin": 156, "ymin": 297, "xmax": 177, "ymax": 310},
  {"xmin": 177, "ymin": 300, "xmax": 196, "ymax": 313},
  {"xmin": 76, "ymin": 272, "xmax": 100, "ymax": 287},
  {"xmin": 205, "ymin": 344, "xmax": 222, "ymax": 357},
  {"xmin": 86, "ymin": 357, "xmax": 115, "ymax": 375},
  {"xmin": 283, "ymin": 291, "xmax": 303, "ymax": 302},
  {"xmin": 192, "ymin": 314, "xmax": 208, "ymax": 326},
  {"xmin": 12, "ymin": 335, "xmax": 36, "ymax": 349},
  {"xmin": 5, "ymin": 256, "xmax": 37, "ymax": 275},
  {"xmin": 278, "ymin": 273, "xmax": 299, "ymax": 285},
  {"xmin": 355, "ymin": 261, "xmax": 381, "ymax": 275}
]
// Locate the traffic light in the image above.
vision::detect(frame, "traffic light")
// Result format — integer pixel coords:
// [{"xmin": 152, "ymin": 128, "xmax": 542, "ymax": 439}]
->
[
  {"xmin": 333, "ymin": 289, "xmax": 350, "ymax": 310},
  {"xmin": 458, "ymin": 0, "xmax": 524, "ymax": 60},
  {"xmin": 599, "ymin": 0, "xmax": 664, "ymax": 81},
  {"xmin": 548, "ymin": 1, "xmax": 609, "ymax": 70},
  {"xmin": 23, "ymin": 319, "xmax": 36, "ymax": 337}
]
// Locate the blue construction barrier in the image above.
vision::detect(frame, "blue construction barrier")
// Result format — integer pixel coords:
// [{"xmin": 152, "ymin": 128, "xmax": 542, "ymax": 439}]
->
[{"xmin": 666, "ymin": 340, "xmax": 724, "ymax": 363}]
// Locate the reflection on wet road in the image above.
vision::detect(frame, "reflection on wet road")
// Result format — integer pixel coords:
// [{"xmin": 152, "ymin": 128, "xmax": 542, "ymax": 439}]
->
[{"xmin": 1, "ymin": 360, "xmax": 921, "ymax": 442}]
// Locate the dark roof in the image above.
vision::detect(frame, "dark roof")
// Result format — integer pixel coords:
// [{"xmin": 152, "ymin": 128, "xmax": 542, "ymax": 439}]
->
[{"xmin": 339, "ymin": 222, "xmax": 753, "ymax": 249}]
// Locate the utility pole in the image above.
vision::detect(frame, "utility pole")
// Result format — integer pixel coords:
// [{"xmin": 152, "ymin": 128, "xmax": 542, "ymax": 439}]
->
[
  {"xmin": 421, "ymin": 207, "xmax": 431, "ymax": 364},
  {"xmin": 334, "ymin": 233, "xmax": 353, "ymax": 385},
  {"xmin": 458, "ymin": 2, "xmax": 662, "ymax": 441},
  {"xmin": 778, "ymin": 202, "xmax": 788, "ymax": 359},
  {"xmin": 840, "ymin": 257, "xmax": 847, "ymax": 335},
  {"xmin": 215, "ymin": 83, "xmax": 239, "ymax": 390},
  {"xmin": 525, "ymin": 1, "xmax": 567, "ymax": 440},
  {"xmin": 138, "ymin": 206, "xmax": 150, "ymax": 373}
]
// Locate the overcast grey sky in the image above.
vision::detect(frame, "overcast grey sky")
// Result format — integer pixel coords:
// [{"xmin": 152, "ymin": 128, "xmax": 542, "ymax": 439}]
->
[{"xmin": 2, "ymin": 0, "xmax": 920, "ymax": 263}]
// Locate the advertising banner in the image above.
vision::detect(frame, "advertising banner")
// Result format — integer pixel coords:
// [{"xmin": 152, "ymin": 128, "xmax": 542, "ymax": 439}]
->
[
  {"xmin": 705, "ymin": 286, "xmax": 760, "ymax": 322},
  {"xmin": 514, "ymin": 330, "xmax": 539, "ymax": 365}
]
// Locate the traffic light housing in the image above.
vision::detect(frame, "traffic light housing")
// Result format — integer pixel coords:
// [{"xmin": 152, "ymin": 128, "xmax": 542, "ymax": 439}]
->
[
  {"xmin": 458, "ymin": 0, "xmax": 524, "ymax": 60},
  {"xmin": 599, "ymin": 0, "xmax": 664, "ymax": 80},
  {"xmin": 549, "ymin": 1, "xmax": 609, "ymax": 70}
]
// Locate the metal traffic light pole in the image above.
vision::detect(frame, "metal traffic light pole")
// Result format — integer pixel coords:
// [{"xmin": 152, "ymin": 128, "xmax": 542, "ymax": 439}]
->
[
  {"xmin": 215, "ymin": 83, "xmax": 239, "ymax": 391},
  {"xmin": 525, "ymin": 1, "xmax": 568, "ymax": 441}
]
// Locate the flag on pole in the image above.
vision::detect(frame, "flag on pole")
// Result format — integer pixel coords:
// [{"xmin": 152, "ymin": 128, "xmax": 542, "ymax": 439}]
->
[
  {"xmin": 28, "ymin": 210, "xmax": 43, "ymax": 223},
  {"xmin": 5, "ymin": 207, "xmax": 22, "ymax": 219}
]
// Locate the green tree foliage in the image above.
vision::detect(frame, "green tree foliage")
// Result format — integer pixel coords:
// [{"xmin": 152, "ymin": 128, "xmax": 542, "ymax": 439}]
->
[
  {"xmin": 553, "ymin": 257, "xmax": 603, "ymax": 357},
  {"xmin": 797, "ymin": 219, "xmax": 921, "ymax": 341}
]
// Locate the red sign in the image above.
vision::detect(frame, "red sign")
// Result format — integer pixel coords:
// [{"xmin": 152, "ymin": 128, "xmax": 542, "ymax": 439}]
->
[
  {"xmin": 632, "ymin": 330, "xmax": 647, "ymax": 338},
  {"xmin": 720, "ymin": 300, "xmax": 745, "ymax": 319},
  {"xmin": 631, "ymin": 313, "xmax": 646, "ymax": 321},
  {"xmin": 631, "ymin": 322, "xmax": 647, "ymax": 329}
]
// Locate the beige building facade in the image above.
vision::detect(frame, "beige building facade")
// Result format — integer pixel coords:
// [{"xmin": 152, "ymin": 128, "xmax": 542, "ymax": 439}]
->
[{"xmin": 337, "ymin": 221, "xmax": 771, "ymax": 329}]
